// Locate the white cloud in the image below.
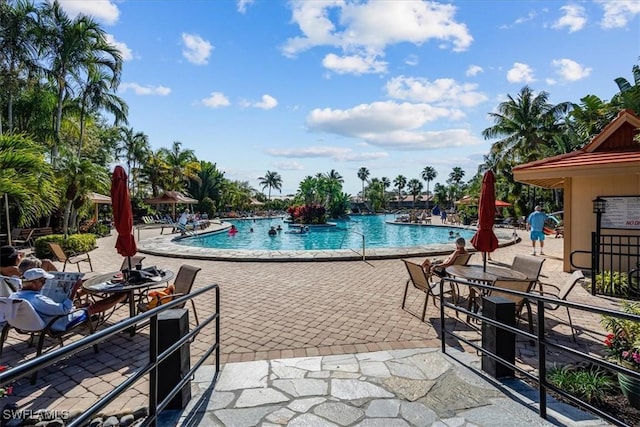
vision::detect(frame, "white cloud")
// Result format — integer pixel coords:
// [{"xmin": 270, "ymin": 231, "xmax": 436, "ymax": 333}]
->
[
  {"xmin": 552, "ymin": 4, "xmax": 587, "ymax": 33},
  {"xmin": 551, "ymin": 58, "xmax": 591, "ymax": 81},
  {"xmin": 282, "ymin": 1, "xmax": 472, "ymax": 75},
  {"xmin": 237, "ymin": 0, "xmax": 255, "ymax": 14},
  {"xmin": 466, "ymin": 65, "xmax": 483, "ymax": 77},
  {"xmin": 596, "ymin": 0, "xmax": 640, "ymax": 29},
  {"xmin": 119, "ymin": 83, "xmax": 171, "ymax": 96},
  {"xmin": 305, "ymin": 101, "xmax": 482, "ymax": 149},
  {"xmin": 385, "ymin": 76, "xmax": 488, "ymax": 108},
  {"xmin": 254, "ymin": 94, "xmax": 278, "ymax": 110},
  {"xmin": 201, "ymin": 92, "xmax": 230, "ymax": 108},
  {"xmin": 266, "ymin": 146, "xmax": 388, "ymax": 162},
  {"xmin": 500, "ymin": 10, "xmax": 538, "ymax": 29},
  {"xmin": 507, "ymin": 62, "xmax": 535, "ymax": 83},
  {"xmin": 181, "ymin": 33, "xmax": 213, "ymax": 65},
  {"xmin": 273, "ymin": 161, "xmax": 304, "ymax": 171},
  {"xmin": 57, "ymin": 0, "xmax": 119, "ymax": 24},
  {"xmin": 322, "ymin": 53, "xmax": 388, "ymax": 75},
  {"xmin": 405, "ymin": 54, "xmax": 419, "ymax": 66},
  {"xmin": 105, "ymin": 34, "xmax": 133, "ymax": 61}
]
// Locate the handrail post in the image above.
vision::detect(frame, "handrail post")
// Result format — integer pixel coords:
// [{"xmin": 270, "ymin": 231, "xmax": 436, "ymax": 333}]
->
[
  {"xmin": 537, "ymin": 300, "xmax": 547, "ymax": 419},
  {"xmin": 148, "ymin": 313, "xmax": 159, "ymax": 426},
  {"xmin": 362, "ymin": 234, "xmax": 365, "ymax": 261}
]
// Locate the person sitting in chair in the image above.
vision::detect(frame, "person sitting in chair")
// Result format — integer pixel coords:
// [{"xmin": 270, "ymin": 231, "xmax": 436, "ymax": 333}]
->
[
  {"xmin": 1, "ymin": 246, "xmax": 57, "ymax": 278},
  {"xmin": 10, "ymin": 268, "xmax": 126, "ymax": 332},
  {"xmin": 421, "ymin": 237, "xmax": 468, "ymax": 277}
]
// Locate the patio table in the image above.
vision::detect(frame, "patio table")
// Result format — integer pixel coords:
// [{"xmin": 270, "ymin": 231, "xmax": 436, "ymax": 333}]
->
[{"xmin": 83, "ymin": 269, "xmax": 174, "ymax": 333}]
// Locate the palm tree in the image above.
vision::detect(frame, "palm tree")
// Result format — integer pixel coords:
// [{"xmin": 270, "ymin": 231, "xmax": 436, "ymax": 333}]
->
[
  {"xmin": 296, "ymin": 176, "xmax": 317, "ymax": 206},
  {"xmin": 420, "ymin": 166, "xmax": 437, "ymax": 208},
  {"xmin": 118, "ymin": 127, "xmax": 149, "ymax": 194},
  {"xmin": 380, "ymin": 177, "xmax": 390, "ymax": 210},
  {"xmin": 0, "ymin": 133, "xmax": 57, "ymax": 226},
  {"xmin": 393, "ymin": 175, "xmax": 406, "ymax": 206},
  {"xmin": 448, "ymin": 167, "xmax": 465, "ymax": 185},
  {"xmin": 258, "ymin": 170, "xmax": 282, "ymax": 202},
  {"xmin": 612, "ymin": 63, "xmax": 640, "ymax": 115},
  {"xmin": 158, "ymin": 141, "xmax": 199, "ymax": 191},
  {"xmin": 407, "ymin": 178, "xmax": 423, "ymax": 208},
  {"xmin": 357, "ymin": 167, "xmax": 370, "ymax": 204},
  {"xmin": 38, "ymin": 1, "xmax": 123, "ymax": 161},
  {"xmin": 188, "ymin": 161, "xmax": 225, "ymax": 210},
  {"xmin": 139, "ymin": 150, "xmax": 170, "ymax": 197},
  {"xmin": 0, "ymin": 0, "xmax": 39, "ymax": 134},
  {"xmin": 482, "ymin": 86, "xmax": 570, "ymax": 167}
]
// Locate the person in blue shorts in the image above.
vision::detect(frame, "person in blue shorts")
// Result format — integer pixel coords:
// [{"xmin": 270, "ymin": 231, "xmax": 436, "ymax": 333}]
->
[{"xmin": 527, "ymin": 205, "xmax": 548, "ymax": 256}]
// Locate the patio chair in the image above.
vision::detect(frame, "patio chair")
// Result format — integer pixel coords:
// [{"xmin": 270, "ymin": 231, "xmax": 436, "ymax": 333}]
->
[
  {"xmin": 48, "ymin": 242, "xmax": 93, "ymax": 272},
  {"xmin": 0, "ymin": 297, "xmax": 97, "ymax": 384},
  {"xmin": 119, "ymin": 255, "xmax": 146, "ymax": 272},
  {"xmin": 511, "ymin": 255, "xmax": 545, "ymax": 291},
  {"xmin": 483, "ymin": 279, "xmax": 536, "ymax": 335},
  {"xmin": 532, "ymin": 270, "xmax": 585, "ymax": 341},
  {"xmin": 138, "ymin": 264, "xmax": 202, "ymax": 325},
  {"xmin": 401, "ymin": 259, "xmax": 454, "ymax": 321},
  {"xmin": 11, "ymin": 228, "xmax": 34, "ymax": 249},
  {"xmin": 441, "ymin": 252, "xmax": 473, "ymax": 304}
]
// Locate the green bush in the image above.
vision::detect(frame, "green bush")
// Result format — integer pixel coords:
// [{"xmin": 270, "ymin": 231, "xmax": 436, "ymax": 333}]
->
[
  {"xmin": 34, "ymin": 234, "xmax": 97, "ymax": 259},
  {"xmin": 547, "ymin": 364, "xmax": 616, "ymax": 405},
  {"xmin": 595, "ymin": 270, "xmax": 629, "ymax": 296}
]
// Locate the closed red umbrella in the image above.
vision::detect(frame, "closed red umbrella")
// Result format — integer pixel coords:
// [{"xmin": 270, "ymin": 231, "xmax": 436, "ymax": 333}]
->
[
  {"xmin": 111, "ymin": 166, "xmax": 137, "ymax": 265},
  {"xmin": 470, "ymin": 170, "xmax": 499, "ymax": 271}
]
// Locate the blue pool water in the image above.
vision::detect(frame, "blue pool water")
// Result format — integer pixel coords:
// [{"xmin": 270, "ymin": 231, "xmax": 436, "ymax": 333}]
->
[{"xmin": 177, "ymin": 214, "xmax": 475, "ymax": 251}]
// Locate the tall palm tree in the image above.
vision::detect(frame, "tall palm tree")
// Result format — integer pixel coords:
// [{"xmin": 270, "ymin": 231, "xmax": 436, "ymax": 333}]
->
[
  {"xmin": 0, "ymin": 0, "xmax": 39, "ymax": 134},
  {"xmin": 188, "ymin": 160, "xmax": 225, "ymax": 209},
  {"xmin": 380, "ymin": 177, "xmax": 390, "ymax": 210},
  {"xmin": 258, "ymin": 170, "xmax": 282, "ymax": 201},
  {"xmin": 420, "ymin": 166, "xmax": 437, "ymax": 208},
  {"xmin": 482, "ymin": 86, "xmax": 569, "ymax": 167},
  {"xmin": 406, "ymin": 178, "xmax": 423, "ymax": 208},
  {"xmin": 158, "ymin": 141, "xmax": 199, "ymax": 191},
  {"xmin": 612, "ymin": 63, "xmax": 640, "ymax": 115},
  {"xmin": 38, "ymin": 1, "xmax": 123, "ymax": 161},
  {"xmin": 118, "ymin": 127, "xmax": 149, "ymax": 194},
  {"xmin": 139, "ymin": 149, "xmax": 170, "ymax": 197},
  {"xmin": 357, "ymin": 167, "xmax": 370, "ymax": 203},
  {"xmin": 393, "ymin": 175, "xmax": 406, "ymax": 206},
  {"xmin": 448, "ymin": 167, "xmax": 465, "ymax": 185}
]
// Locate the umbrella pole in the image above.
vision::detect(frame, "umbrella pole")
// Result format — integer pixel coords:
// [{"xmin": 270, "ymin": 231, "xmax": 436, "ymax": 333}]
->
[{"xmin": 483, "ymin": 252, "xmax": 487, "ymax": 272}]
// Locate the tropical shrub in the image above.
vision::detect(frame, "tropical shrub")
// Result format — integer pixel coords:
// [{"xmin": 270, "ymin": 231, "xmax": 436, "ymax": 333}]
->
[
  {"xmin": 547, "ymin": 364, "xmax": 615, "ymax": 405},
  {"xmin": 595, "ymin": 270, "xmax": 629, "ymax": 297},
  {"xmin": 601, "ymin": 302, "xmax": 640, "ymax": 372},
  {"xmin": 287, "ymin": 205, "xmax": 326, "ymax": 224},
  {"xmin": 34, "ymin": 234, "xmax": 97, "ymax": 259}
]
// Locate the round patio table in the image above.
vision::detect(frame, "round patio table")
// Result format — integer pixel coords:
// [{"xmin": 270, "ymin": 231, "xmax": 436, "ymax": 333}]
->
[
  {"xmin": 445, "ymin": 264, "xmax": 527, "ymax": 283},
  {"xmin": 83, "ymin": 269, "xmax": 174, "ymax": 331}
]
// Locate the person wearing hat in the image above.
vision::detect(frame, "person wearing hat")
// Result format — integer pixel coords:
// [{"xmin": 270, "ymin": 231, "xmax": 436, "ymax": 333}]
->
[
  {"xmin": 1, "ymin": 245, "xmax": 57, "ymax": 278},
  {"xmin": 10, "ymin": 268, "xmax": 126, "ymax": 332},
  {"xmin": 526, "ymin": 205, "xmax": 548, "ymax": 256}
]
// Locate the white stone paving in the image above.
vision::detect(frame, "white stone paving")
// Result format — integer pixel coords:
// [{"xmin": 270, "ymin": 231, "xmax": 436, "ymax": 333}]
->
[{"xmin": 160, "ymin": 348, "xmax": 609, "ymax": 427}]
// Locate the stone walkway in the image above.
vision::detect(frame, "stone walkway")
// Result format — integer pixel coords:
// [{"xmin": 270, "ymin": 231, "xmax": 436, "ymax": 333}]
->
[
  {"xmin": 0, "ymin": 224, "xmax": 621, "ymax": 424},
  {"xmin": 159, "ymin": 348, "xmax": 606, "ymax": 426}
]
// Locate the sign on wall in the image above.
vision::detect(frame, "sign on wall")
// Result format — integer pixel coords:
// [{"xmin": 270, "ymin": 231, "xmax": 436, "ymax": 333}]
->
[{"xmin": 601, "ymin": 196, "xmax": 640, "ymax": 230}]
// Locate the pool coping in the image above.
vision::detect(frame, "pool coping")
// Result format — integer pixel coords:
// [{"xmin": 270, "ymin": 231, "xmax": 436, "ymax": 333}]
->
[{"xmin": 137, "ymin": 221, "xmax": 522, "ymax": 262}]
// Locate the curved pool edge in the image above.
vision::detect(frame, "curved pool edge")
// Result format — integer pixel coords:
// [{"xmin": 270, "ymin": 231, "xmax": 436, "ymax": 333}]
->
[{"xmin": 137, "ymin": 225, "xmax": 521, "ymax": 262}]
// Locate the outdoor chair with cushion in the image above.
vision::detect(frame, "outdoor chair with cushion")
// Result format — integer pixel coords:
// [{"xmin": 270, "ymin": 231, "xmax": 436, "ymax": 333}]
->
[
  {"xmin": 401, "ymin": 259, "xmax": 454, "ymax": 321},
  {"xmin": 138, "ymin": 264, "xmax": 202, "ymax": 325},
  {"xmin": 0, "ymin": 297, "xmax": 97, "ymax": 384},
  {"xmin": 511, "ymin": 255, "xmax": 545, "ymax": 291},
  {"xmin": 48, "ymin": 242, "xmax": 93, "ymax": 272},
  {"xmin": 532, "ymin": 270, "xmax": 585, "ymax": 341}
]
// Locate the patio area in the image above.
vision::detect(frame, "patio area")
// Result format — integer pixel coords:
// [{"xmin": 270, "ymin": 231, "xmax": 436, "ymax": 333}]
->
[{"xmin": 0, "ymin": 226, "xmax": 621, "ymax": 419}]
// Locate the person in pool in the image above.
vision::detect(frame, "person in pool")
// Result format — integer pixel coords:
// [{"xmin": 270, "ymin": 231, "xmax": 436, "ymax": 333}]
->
[
  {"xmin": 228, "ymin": 225, "xmax": 238, "ymax": 236},
  {"xmin": 421, "ymin": 237, "xmax": 468, "ymax": 277},
  {"xmin": 268, "ymin": 226, "xmax": 277, "ymax": 236},
  {"xmin": 276, "ymin": 225, "xmax": 282, "ymax": 232}
]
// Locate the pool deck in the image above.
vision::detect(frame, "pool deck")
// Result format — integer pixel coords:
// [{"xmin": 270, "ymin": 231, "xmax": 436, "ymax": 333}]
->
[
  {"xmin": 0, "ymin": 224, "xmax": 620, "ymax": 425},
  {"xmin": 137, "ymin": 219, "xmax": 519, "ymax": 261}
]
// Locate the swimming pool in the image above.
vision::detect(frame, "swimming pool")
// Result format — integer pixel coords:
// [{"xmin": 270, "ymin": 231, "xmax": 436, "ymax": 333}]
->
[{"xmin": 175, "ymin": 214, "xmax": 476, "ymax": 251}]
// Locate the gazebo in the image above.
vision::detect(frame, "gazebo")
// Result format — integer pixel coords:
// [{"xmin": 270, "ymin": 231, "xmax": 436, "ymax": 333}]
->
[
  {"xmin": 88, "ymin": 192, "xmax": 112, "ymax": 222},
  {"xmin": 144, "ymin": 191, "xmax": 198, "ymax": 220}
]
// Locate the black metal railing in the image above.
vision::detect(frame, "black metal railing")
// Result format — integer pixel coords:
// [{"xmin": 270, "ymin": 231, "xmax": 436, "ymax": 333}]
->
[
  {"xmin": 591, "ymin": 233, "xmax": 640, "ymax": 296},
  {"xmin": 0, "ymin": 283, "xmax": 220, "ymax": 427},
  {"xmin": 438, "ymin": 276, "xmax": 640, "ymax": 427}
]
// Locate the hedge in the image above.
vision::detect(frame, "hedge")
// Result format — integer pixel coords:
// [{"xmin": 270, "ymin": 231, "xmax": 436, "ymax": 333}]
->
[{"xmin": 34, "ymin": 234, "xmax": 97, "ymax": 259}]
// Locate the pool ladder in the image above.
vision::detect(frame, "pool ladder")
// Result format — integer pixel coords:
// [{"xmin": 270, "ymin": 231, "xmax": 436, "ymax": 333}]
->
[{"xmin": 339, "ymin": 227, "xmax": 366, "ymax": 261}]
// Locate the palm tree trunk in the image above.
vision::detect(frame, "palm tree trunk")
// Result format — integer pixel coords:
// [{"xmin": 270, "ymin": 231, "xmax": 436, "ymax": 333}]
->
[{"xmin": 62, "ymin": 200, "xmax": 72, "ymax": 236}]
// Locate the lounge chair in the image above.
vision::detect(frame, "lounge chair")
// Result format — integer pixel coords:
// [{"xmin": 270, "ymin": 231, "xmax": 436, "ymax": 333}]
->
[
  {"xmin": 48, "ymin": 242, "xmax": 93, "ymax": 272},
  {"xmin": 0, "ymin": 297, "xmax": 97, "ymax": 383},
  {"xmin": 401, "ymin": 259, "xmax": 454, "ymax": 321}
]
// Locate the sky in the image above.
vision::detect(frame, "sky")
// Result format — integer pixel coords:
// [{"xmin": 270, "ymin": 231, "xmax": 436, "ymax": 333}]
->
[{"xmin": 56, "ymin": 0, "xmax": 640, "ymax": 196}]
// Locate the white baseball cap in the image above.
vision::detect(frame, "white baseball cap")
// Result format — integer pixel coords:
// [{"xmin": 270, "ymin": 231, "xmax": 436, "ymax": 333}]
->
[{"xmin": 23, "ymin": 268, "xmax": 54, "ymax": 281}]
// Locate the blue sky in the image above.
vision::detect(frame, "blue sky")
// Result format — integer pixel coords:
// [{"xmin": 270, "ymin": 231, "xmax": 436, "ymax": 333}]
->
[{"xmin": 57, "ymin": 0, "xmax": 639, "ymax": 196}]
